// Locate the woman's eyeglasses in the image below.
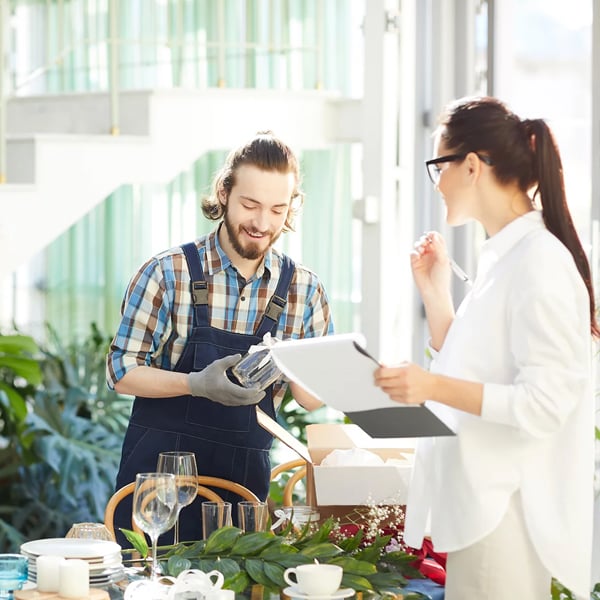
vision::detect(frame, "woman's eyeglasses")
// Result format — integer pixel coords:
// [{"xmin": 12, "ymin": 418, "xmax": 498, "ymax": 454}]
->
[{"xmin": 425, "ymin": 153, "xmax": 493, "ymax": 185}]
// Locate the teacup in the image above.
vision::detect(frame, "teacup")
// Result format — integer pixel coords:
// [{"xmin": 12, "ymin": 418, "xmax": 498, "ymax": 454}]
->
[{"xmin": 283, "ymin": 563, "xmax": 343, "ymax": 596}]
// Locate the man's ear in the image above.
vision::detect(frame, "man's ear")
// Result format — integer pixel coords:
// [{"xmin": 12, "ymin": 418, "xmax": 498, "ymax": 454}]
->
[{"xmin": 218, "ymin": 186, "xmax": 227, "ymax": 206}]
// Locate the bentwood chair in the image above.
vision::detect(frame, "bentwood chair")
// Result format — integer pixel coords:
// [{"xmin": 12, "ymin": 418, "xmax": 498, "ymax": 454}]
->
[
  {"xmin": 270, "ymin": 458, "xmax": 307, "ymax": 507},
  {"xmin": 104, "ymin": 475, "xmax": 260, "ymax": 540}
]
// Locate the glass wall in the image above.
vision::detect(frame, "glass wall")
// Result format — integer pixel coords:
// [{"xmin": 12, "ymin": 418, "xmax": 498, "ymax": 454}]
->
[
  {"xmin": 494, "ymin": 0, "xmax": 592, "ymax": 242},
  {"xmin": 7, "ymin": 0, "xmax": 364, "ymax": 341}
]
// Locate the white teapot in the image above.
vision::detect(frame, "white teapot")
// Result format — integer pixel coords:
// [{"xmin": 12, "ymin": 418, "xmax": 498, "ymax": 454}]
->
[
  {"xmin": 124, "ymin": 568, "xmax": 225, "ymax": 600},
  {"xmin": 167, "ymin": 569, "xmax": 224, "ymax": 599}
]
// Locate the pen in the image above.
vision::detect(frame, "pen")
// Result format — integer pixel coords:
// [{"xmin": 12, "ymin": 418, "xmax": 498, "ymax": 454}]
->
[{"xmin": 449, "ymin": 259, "xmax": 472, "ymax": 287}]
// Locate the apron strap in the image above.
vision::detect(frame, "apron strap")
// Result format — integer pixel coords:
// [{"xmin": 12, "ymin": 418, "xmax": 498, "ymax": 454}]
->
[
  {"xmin": 181, "ymin": 242, "xmax": 295, "ymax": 336},
  {"xmin": 255, "ymin": 255, "xmax": 296, "ymax": 338},
  {"xmin": 181, "ymin": 242, "xmax": 209, "ymax": 328}
]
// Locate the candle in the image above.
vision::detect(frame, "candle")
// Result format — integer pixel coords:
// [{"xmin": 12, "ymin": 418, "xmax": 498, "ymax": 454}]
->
[
  {"xmin": 36, "ymin": 555, "xmax": 65, "ymax": 592},
  {"xmin": 58, "ymin": 558, "xmax": 89, "ymax": 598}
]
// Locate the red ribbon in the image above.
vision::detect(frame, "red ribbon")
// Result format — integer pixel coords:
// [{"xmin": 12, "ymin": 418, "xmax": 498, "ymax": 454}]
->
[{"xmin": 409, "ymin": 538, "xmax": 447, "ymax": 585}]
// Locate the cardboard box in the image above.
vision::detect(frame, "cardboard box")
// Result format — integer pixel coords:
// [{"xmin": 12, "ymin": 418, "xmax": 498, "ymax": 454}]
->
[
  {"xmin": 307, "ymin": 424, "xmax": 414, "ymax": 506},
  {"xmin": 257, "ymin": 408, "xmax": 415, "ymax": 513}
]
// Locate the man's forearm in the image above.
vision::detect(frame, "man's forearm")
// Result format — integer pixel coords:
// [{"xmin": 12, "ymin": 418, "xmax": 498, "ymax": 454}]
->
[
  {"xmin": 114, "ymin": 365, "xmax": 191, "ymax": 398},
  {"xmin": 289, "ymin": 381, "xmax": 324, "ymax": 411}
]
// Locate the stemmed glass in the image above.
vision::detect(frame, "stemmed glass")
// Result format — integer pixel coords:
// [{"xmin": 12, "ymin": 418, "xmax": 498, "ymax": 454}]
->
[
  {"xmin": 132, "ymin": 472, "xmax": 178, "ymax": 579},
  {"xmin": 157, "ymin": 451, "xmax": 198, "ymax": 544}
]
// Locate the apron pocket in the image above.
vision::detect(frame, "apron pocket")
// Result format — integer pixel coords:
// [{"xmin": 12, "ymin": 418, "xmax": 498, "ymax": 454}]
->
[{"xmin": 185, "ymin": 396, "xmax": 252, "ymax": 433}]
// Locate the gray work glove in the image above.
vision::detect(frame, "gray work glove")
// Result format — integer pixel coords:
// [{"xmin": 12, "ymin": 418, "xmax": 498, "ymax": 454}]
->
[{"xmin": 188, "ymin": 354, "xmax": 266, "ymax": 407}]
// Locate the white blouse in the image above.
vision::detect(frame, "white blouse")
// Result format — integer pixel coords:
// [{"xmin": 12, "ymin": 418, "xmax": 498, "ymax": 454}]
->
[{"xmin": 403, "ymin": 211, "xmax": 594, "ymax": 598}]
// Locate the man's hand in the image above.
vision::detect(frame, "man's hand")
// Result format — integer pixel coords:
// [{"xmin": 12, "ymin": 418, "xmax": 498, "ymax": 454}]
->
[{"xmin": 188, "ymin": 354, "xmax": 266, "ymax": 407}]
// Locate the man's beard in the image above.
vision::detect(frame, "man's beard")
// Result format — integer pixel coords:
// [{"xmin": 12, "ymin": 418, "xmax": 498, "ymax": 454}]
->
[{"xmin": 223, "ymin": 211, "xmax": 280, "ymax": 260}]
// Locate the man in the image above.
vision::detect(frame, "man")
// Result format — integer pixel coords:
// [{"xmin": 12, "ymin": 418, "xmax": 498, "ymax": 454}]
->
[{"xmin": 106, "ymin": 132, "xmax": 333, "ymax": 543}]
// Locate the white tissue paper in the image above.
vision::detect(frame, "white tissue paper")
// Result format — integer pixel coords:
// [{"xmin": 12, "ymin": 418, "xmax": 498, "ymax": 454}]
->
[
  {"xmin": 320, "ymin": 448, "xmax": 385, "ymax": 467},
  {"xmin": 313, "ymin": 447, "xmax": 413, "ymax": 505}
]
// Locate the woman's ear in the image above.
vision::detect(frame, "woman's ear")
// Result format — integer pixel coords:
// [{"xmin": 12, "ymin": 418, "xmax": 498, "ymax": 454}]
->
[{"xmin": 465, "ymin": 152, "xmax": 481, "ymax": 179}]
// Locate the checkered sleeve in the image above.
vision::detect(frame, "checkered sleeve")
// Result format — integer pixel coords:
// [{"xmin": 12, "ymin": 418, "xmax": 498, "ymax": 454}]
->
[
  {"xmin": 106, "ymin": 257, "xmax": 174, "ymax": 388},
  {"xmin": 300, "ymin": 273, "xmax": 335, "ymax": 338}
]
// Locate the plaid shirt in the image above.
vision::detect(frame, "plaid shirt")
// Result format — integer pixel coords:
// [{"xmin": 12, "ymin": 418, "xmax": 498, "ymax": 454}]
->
[{"xmin": 107, "ymin": 227, "xmax": 334, "ymax": 407}]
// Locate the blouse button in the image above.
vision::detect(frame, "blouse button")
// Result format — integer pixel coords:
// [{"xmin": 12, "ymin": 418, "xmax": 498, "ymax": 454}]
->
[{"xmin": 241, "ymin": 296, "xmax": 246, "ymax": 301}]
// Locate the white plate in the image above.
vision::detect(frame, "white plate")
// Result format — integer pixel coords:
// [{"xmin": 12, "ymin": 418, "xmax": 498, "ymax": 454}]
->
[
  {"xmin": 21, "ymin": 538, "xmax": 121, "ymax": 559},
  {"xmin": 27, "ymin": 555, "xmax": 122, "ymax": 572},
  {"xmin": 28, "ymin": 567, "xmax": 124, "ymax": 587},
  {"xmin": 283, "ymin": 587, "xmax": 355, "ymax": 599}
]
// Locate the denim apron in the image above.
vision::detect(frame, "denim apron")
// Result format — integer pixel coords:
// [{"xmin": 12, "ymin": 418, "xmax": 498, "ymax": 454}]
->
[{"xmin": 113, "ymin": 242, "xmax": 295, "ymax": 544}]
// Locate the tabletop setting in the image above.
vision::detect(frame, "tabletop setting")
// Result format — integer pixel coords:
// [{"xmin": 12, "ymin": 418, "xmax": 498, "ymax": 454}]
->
[{"xmin": 0, "ymin": 448, "xmax": 442, "ymax": 600}]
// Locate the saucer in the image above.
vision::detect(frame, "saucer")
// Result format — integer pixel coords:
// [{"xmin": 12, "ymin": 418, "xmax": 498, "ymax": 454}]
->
[{"xmin": 283, "ymin": 586, "xmax": 354, "ymax": 599}]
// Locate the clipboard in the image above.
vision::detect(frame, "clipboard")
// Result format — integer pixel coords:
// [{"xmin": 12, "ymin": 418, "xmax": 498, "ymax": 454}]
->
[{"xmin": 269, "ymin": 333, "xmax": 455, "ymax": 438}]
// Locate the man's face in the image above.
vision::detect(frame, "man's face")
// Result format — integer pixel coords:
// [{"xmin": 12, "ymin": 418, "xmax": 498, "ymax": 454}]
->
[{"xmin": 221, "ymin": 164, "xmax": 295, "ymax": 261}]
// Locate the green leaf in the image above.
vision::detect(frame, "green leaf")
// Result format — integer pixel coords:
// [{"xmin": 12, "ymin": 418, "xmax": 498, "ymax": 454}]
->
[
  {"xmin": 203, "ymin": 526, "xmax": 242, "ymax": 554},
  {"xmin": 354, "ymin": 543, "xmax": 382, "ymax": 563},
  {"xmin": 197, "ymin": 558, "xmax": 220, "ymax": 572},
  {"xmin": 299, "ymin": 542, "xmax": 343, "ymax": 559},
  {"xmin": 0, "ymin": 383, "xmax": 28, "ymax": 421},
  {"xmin": 0, "ymin": 356, "xmax": 42, "ymax": 385},
  {"xmin": 335, "ymin": 529, "xmax": 364, "ymax": 552},
  {"xmin": 244, "ymin": 558, "xmax": 273, "ymax": 587},
  {"xmin": 367, "ymin": 571, "xmax": 408, "ymax": 588},
  {"xmin": 340, "ymin": 573, "xmax": 374, "ymax": 592},
  {"xmin": 230, "ymin": 532, "xmax": 277, "ymax": 556},
  {"xmin": 166, "ymin": 555, "xmax": 191, "ymax": 577},
  {"xmin": 0, "ymin": 335, "xmax": 39, "ymax": 355},
  {"xmin": 328, "ymin": 556, "xmax": 376, "ymax": 576},
  {"xmin": 304, "ymin": 518, "xmax": 336, "ymax": 544},
  {"xmin": 259, "ymin": 544, "xmax": 299, "ymax": 560},
  {"xmin": 213, "ymin": 558, "xmax": 241, "ymax": 579},
  {"xmin": 223, "ymin": 571, "xmax": 250, "ymax": 593},
  {"xmin": 381, "ymin": 550, "xmax": 419, "ymax": 564},
  {"xmin": 263, "ymin": 562, "xmax": 286, "ymax": 588},
  {"xmin": 120, "ymin": 529, "xmax": 148, "ymax": 557},
  {"xmin": 272, "ymin": 554, "xmax": 313, "ymax": 569}
]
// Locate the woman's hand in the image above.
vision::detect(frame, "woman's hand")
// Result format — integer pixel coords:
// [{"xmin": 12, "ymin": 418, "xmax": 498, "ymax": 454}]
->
[
  {"xmin": 375, "ymin": 364, "xmax": 484, "ymax": 416},
  {"xmin": 411, "ymin": 231, "xmax": 452, "ymax": 300},
  {"xmin": 374, "ymin": 363, "xmax": 433, "ymax": 405}
]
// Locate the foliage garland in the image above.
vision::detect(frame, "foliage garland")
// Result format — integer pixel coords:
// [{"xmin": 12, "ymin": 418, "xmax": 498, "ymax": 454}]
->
[{"xmin": 122, "ymin": 518, "xmax": 425, "ymax": 598}]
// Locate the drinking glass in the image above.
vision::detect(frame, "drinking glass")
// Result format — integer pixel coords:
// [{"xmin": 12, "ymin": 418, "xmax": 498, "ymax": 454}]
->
[
  {"xmin": 132, "ymin": 472, "xmax": 178, "ymax": 579},
  {"xmin": 237, "ymin": 501, "xmax": 269, "ymax": 532},
  {"xmin": 157, "ymin": 451, "xmax": 198, "ymax": 545},
  {"xmin": 201, "ymin": 502, "xmax": 232, "ymax": 539},
  {"xmin": 231, "ymin": 348, "xmax": 281, "ymax": 390},
  {"xmin": 0, "ymin": 554, "xmax": 28, "ymax": 600}
]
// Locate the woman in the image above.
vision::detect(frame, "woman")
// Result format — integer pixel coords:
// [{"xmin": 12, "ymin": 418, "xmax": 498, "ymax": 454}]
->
[{"xmin": 374, "ymin": 96, "xmax": 597, "ymax": 599}]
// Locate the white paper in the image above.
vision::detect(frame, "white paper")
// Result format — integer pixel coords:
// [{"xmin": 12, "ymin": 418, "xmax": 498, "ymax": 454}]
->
[
  {"xmin": 270, "ymin": 332, "xmax": 399, "ymax": 411},
  {"xmin": 270, "ymin": 333, "xmax": 455, "ymax": 438}
]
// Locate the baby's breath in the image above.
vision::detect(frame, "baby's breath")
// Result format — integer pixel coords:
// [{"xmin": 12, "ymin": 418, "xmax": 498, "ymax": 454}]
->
[{"xmin": 330, "ymin": 494, "xmax": 408, "ymax": 552}]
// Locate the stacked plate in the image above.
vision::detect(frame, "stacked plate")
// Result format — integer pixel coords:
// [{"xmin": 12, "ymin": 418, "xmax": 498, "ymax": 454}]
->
[{"xmin": 20, "ymin": 538, "xmax": 123, "ymax": 587}]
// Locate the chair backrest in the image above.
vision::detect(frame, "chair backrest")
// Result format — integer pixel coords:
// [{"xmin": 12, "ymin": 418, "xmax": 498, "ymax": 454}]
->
[
  {"xmin": 270, "ymin": 459, "xmax": 308, "ymax": 507},
  {"xmin": 104, "ymin": 475, "xmax": 260, "ymax": 540}
]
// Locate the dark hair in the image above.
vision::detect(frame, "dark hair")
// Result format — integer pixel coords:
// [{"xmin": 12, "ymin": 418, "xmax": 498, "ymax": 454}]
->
[
  {"xmin": 438, "ymin": 96, "xmax": 599, "ymax": 338},
  {"xmin": 202, "ymin": 131, "xmax": 303, "ymax": 232}
]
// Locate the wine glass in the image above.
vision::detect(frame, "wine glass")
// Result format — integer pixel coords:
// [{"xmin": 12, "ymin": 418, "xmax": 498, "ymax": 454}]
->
[
  {"xmin": 132, "ymin": 472, "xmax": 177, "ymax": 579},
  {"xmin": 157, "ymin": 451, "xmax": 198, "ymax": 544}
]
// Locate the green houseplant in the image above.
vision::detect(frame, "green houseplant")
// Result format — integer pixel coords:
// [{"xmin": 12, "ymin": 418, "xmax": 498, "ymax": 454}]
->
[{"xmin": 0, "ymin": 324, "xmax": 132, "ymax": 551}]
